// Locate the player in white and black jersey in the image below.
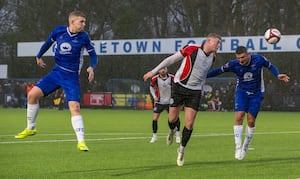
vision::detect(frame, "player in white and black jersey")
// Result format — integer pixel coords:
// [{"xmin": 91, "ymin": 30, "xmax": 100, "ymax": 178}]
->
[
  {"xmin": 149, "ymin": 67, "xmax": 180, "ymax": 143},
  {"xmin": 143, "ymin": 33, "xmax": 222, "ymax": 166}
]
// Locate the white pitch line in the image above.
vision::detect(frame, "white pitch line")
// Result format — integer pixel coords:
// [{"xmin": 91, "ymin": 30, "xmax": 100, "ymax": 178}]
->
[
  {"xmin": 0, "ymin": 132, "xmax": 147, "ymax": 137},
  {"xmin": 0, "ymin": 136, "xmax": 149, "ymax": 144},
  {"xmin": 1, "ymin": 131, "xmax": 300, "ymax": 145}
]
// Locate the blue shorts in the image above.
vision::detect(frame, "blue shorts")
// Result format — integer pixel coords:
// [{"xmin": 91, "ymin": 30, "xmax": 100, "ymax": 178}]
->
[
  {"xmin": 235, "ymin": 89, "xmax": 264, "ymax": 118},
  {"xmin": 36, "ymin": 66, "xmax": 80, "ymax": 102}
]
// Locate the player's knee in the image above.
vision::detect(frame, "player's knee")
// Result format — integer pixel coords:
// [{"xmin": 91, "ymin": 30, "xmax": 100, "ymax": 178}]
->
[
  {"xmin": 68, "ymin": 101, "xmax": 80, "ymax": 113},
  {"xmin": 27, "ymin": 89, "xmax": 42, "ymax": 104}
]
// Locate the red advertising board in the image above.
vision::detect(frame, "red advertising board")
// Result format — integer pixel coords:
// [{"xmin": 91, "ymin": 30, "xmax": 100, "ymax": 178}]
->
[{"xmin": 83, "ymin": 93, "xmax": 112, "ymax": 106}]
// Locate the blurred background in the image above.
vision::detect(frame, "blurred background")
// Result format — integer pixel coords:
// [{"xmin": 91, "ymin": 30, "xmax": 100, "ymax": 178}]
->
[{"xmin": 0, "ymin": 0, "xmax": 299, "ymax": 111}]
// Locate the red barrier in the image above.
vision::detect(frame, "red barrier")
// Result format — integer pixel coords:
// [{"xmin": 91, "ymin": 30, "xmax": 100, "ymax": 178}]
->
[{"xmin": 83, "ymin": 93, "xmax": 112, "ymax": 106}]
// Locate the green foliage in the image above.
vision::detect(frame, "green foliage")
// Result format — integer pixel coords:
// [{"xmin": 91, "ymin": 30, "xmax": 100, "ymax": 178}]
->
[
  {"xmin": 1, "ymin": 108, "xmax": 300, "ymax": 178},
  {"xmin": 0, "ymin": 0, "xmax": 299, "ymax": 89}
]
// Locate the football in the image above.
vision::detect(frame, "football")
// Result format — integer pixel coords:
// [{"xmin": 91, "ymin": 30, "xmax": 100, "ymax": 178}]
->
[{"xmin": 264, "ymin": 28, "xmax": 281, "ymax": 44}]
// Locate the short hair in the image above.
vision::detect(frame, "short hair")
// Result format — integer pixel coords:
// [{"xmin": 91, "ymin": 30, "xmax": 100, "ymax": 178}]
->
[
  {"xmin": 69, "ymin": 10, "xmax": 86, "ymax": 19},
  {"xmin": 235, "ymin": 46, "xmax": 248, "ymax": 54},
  {"xmin": 207, "ymin": 33, "xmax": 222, "ymax": 40}
]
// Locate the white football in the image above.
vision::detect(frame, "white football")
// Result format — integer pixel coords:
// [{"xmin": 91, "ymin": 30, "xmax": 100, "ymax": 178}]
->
[{"xmin": 264, "ymin": 28, "xmax": 281, "ymax": 44}]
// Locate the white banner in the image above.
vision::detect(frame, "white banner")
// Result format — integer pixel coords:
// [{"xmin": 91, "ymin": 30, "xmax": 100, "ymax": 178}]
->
[
  {"xmin": 17, "ymin": 35, "xmax": 300, "ymax": 57},
  {"xmin": 0, "ymin": 64, "xmax": 8, "ymax": 79}
]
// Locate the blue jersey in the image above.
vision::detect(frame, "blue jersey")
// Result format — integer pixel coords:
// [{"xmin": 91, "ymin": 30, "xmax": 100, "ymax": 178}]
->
[
  {"xmin": 37, "ymin": 25, "xmax": 97, "ymax": 73},
  {"xmin": 36, "ymin": 26, "xmax": 98, "ymax": 102},
  {"xmin": 207, "ymin": 54, "xmax": 279, "ymax": 93}
]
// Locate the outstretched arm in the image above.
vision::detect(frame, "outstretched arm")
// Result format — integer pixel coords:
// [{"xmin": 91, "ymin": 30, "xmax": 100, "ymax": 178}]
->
[
  {"xmin": 207, "ymin": 67, "xmax": 224, "ymax": 78},
  {"xmin": 143, "ymin": 52, "xmax": 183, "ymax": 81},
  {"xmin": 268, "ymin": 64, "xmax": 289, "ymax": 83}
]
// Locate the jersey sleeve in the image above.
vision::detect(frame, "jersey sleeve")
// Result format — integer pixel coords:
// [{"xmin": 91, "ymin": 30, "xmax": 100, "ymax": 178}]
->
[
  {"xmin": 150, "ymin": 52, "xmax": 183, "ymax": 74},
  {"xmin": 149, "ymin": 76, "xmax": 158, "ymax": 98},
  {"xmin": 36, "ymin": 27, "xmax": 58, "ymax": 58},
  {"xmin": 261, "ymin": 56, "xmax": 279, "ymax": 77},
  {"xmin": 83, "ymin": 33, "xmax": 98, "ymax": 68},
  {"xmin": 207, "ymin": 61, "xmax": 234, "ymax": 78}
]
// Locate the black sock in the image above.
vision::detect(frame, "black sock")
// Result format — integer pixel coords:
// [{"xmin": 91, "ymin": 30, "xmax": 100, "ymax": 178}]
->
[
  {"xmin": 175, "ymin": 118, "xmax": 180, "ymax": 131},
  {"xmin": 182, "ymin": 126, "xmax": 193, "ymax": 147},
  {"xmin": 168, "ymin": 119, "xmax": 176, "ymax": 130},
  {"xmin": 152, "ymin": 120, "xmax": 158, "ymax": 133}
]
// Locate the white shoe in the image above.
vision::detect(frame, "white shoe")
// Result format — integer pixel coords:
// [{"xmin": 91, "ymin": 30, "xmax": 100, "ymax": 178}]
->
[
  {"xmin": 239, "ymin": 149, "xmax": 247, "ymax": 160},
  {"xmin": 235, "ymin": 146, "xmax": 242, "ymax": 160},
  {"xmin": 150, "ymin": 135, "xmax": 157, "ymax": 143},
  {"xmin": 239, "ymin": 145, "xmax": 248, "ymax": 160},
  {"xmin": 166, "ymin": 130, "xmax": 175, "ymax": 145},
  {"xmin": 175, "ymin": 131, "xmax": 181, "ymax": 144},
  {"xmin": 177, "ymin": 148, "xmax": 184, "ymax": 166}
]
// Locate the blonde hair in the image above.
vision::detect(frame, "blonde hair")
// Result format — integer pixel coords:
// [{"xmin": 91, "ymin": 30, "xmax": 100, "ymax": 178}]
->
[
  {"xmin": 207, "ymin": 33, "xmax": 222, "ymax": 40},
  {"xmin": 69, "ymin": 10, "xmax": 86, "ymax": 18}
]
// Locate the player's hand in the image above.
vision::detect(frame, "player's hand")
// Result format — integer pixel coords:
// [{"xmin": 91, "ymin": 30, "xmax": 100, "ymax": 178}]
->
[
  {"xmin": 36, "ymin": 57, "xmax": 46, "ymax": 68},
  {"xmin": 87, "ymin": 66, "xmax": 94, "ymax": 82},
  {"xmin": 278, "ymin": 74, "xmax": 290, "ymax": 83},
  {"xmin": 143, "ymin": 71, "xmax": 154, "ymax": 82}
]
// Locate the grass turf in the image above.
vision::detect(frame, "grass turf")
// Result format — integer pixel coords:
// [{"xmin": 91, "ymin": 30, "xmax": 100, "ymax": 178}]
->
[{"xmin": 0, "ymin": 107, "xmax": 300, "ymax": 179}]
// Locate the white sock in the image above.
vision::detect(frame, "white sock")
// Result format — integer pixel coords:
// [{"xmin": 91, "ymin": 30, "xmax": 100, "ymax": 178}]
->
[
  {"xmin": 176, "ymin": 131, "xmax": 180, "ymax": 137},
  {"xmin": 179, "ymin": 145, "xmax": 185, "ymax": 153},
  {"xmin": 71, "ymin": 115, "xmax": 85, "ymax": 142},
  {"xmin": 27, "ymin": 103, "xmax": 39, "ymax": 130},
  {"xmin": 233, "ymin": 125, "xmax": 243, "ymax": 148},
  {"xmin": 152, "ymin": 133, "xmax": 157, "ymax": 138},
  {"xmin": 243, "ymin": 126, "xmax": 256, "ymax": 149}
]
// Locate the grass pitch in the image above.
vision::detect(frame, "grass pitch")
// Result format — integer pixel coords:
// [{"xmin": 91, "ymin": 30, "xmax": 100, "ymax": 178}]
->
[{"xmin": 0, "ymin": 107, "xmax": 300, "ymax": 179}]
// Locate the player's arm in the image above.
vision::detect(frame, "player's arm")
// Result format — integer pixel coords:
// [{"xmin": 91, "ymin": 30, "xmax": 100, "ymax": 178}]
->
[
  {"xmin": 207, "ymin": 62, "xmax": 231, "ymax": 78},
  {"xmin": 143, "ymin": 52, "xmax": 183, "ymax": 81},
  {"xmin": 85, "ymin": 36, "xmax": 98, "ymax": 82},
  {"xmin": 149, "ymin": 85, "xmax": 158, "ymax": 102},
  {"xmin": 264, "ymin": 57, "xmax": 290, "ymax": 83},
  {"xmin": 268, "ymin": 65, "xmax": 289, "ymax": 82},
  {"xmin": 35, "ymin": 36, "xmax": 54, "ymax": 68},
  {"xmin": 36, "ymin": 36, "xmax": 54, "ymax": 58},
  {"xmin": 86, "ymin": 50, "xmax": 98, "ymax": 82}
]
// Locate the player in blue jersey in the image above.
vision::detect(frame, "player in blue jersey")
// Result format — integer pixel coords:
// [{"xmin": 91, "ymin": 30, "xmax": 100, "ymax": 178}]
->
[
  {"xmin": 207, "ymin": 46, "xmax": 289, "ymax": 160},
  {"xmin": 15, "ymin": 11, "xmax": 98, "ymax": 152}
]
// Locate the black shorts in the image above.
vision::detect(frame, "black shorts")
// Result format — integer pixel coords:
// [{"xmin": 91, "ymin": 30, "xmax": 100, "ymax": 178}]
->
[
  {"xmin": 153, "ymin": 103, "xmax": 169, "ymax": 113},
  {"xmin": 170, "ymin": 83, "xmax": 202, "ymax": 111}
]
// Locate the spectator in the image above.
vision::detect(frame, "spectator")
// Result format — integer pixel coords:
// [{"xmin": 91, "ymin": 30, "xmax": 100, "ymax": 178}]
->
[
  {"xmin": 208, "ymin": 90, "xmax": 222, "ymax": 111},
  {"xmin": 290, "ymin": 80, "xmax": 299, "ymax": 94}
]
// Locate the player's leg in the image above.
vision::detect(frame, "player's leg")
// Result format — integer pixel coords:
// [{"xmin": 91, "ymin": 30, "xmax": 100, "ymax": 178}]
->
[
  {"xmin": 233, "ymin": 90, "xmax": 248, "ymax": 160},
  {"xmin": 167, "ymin": 105, "xmax": 181, "ymax": 143},
  {"xmin": 167, "ymin": 83, "xmax": 185, "ymax": 145},
  {"xmin": 69, "ymin": 101, "xmax": 88, "ymax": 151},
  {"xmin": 176, "ymin": 107, "xmax": 197, "ymax": 167},
  {"xmin": 176, "ymin": 89, "xmax": 201, "ymax": 166},
  {"xmin": 150, "ymin": 110, "xmax": 160, "ymax": 143},
  {"xmin": 240, "ymin": 93, "xmax": 263, "ymax": 159},
  {"xmin": 15, "ymin": 86, "xmax": 44, "ymax": 139},
  {"xmin": 15, "ymin": 71, "xmax": 60, "ymax": 139},
  {"xmin": 63, "ymin": 72, "xmax": 88, "ymax": 151},
  {"xmin": 167, "ymin": 106, "xmax": 181, "ymax": 145},
  {"xmin": 234, "ymin": 111, "xmax": 245, "ymax": 160},
  {"xmin": 175, "ymin": 117, "xmax": 181, "ymax": 143}
]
